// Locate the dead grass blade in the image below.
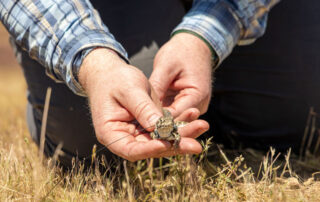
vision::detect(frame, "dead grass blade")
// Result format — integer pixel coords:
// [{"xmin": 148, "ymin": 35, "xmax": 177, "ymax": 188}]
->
[{"xmin": 39, "ymin": 87, "xmax": 52, "ymax": 161}]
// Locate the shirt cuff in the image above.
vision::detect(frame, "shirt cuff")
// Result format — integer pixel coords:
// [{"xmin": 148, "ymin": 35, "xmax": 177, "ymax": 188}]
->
[
  {"xmin": 172, "ymin": 1, "xmax": 241, "ymax": 67},
  {"xmin": 52, "ymin": 29, "xmax": 128, "ymax": 97}
]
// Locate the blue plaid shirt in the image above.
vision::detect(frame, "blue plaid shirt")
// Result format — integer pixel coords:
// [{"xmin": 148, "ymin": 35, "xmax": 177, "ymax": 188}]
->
[{"xmin": 0, "ymin": 0, "xmax": 279, "ymax": 96}]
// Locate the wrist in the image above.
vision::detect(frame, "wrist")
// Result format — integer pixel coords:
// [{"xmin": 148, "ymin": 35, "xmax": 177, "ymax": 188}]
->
[
  {"xmin": 171, "ymin": 31, "xmax": 218, "ymax": 67},
  {"xmin": 78, "ymin": 48, "xmax": 127, "ymax": 95}
]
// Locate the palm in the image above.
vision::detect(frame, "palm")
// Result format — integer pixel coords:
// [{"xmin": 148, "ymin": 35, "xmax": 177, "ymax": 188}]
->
[{"xmin": 96, "ymin": 109, "xmax": 208, "ymax": 162}]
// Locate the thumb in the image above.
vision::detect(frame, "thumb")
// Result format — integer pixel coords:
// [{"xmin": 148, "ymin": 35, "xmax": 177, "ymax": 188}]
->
[
  {"xmin": 116, "ymin": 88, "xmax": 162, "ymax": 130},
  {"xmin": 149, "ymin": 65, "xmax": 176, "ymax": 100}
]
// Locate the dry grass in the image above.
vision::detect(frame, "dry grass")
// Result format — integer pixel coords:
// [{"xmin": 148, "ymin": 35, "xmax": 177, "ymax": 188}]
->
[{"xmin": 1, "ymin": 69, "xmax": 320, "ymax": 201}]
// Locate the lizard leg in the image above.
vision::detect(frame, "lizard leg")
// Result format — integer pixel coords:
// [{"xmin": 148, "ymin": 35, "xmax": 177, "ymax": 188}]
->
[{"xmin": 173, "ymin": 132, "xmax": 181, "ymax": 149}]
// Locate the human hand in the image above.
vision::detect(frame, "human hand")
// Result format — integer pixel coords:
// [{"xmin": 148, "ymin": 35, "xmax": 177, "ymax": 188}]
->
[
  {"xmin": 149, "ymin": 33, "xmax": 213, "ymax": 118},
  {"xmin": 78, "ymin": 48, "xmax": 209, "ymax": 161}
]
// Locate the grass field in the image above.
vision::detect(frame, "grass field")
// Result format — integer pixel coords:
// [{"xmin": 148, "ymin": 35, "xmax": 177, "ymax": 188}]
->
[{"xmin": 1, "ymin": 25, "xmax": 320, "ymax": 201}]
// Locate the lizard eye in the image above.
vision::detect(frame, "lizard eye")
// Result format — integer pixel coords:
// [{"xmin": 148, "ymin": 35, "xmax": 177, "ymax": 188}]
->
[
  {"xmin": 154, "ymin": 130, "xmax": 160, "ymax": 138},
  {"xmin": 173, "ymin": 125, "xmax": 178, "ymax": 131}
]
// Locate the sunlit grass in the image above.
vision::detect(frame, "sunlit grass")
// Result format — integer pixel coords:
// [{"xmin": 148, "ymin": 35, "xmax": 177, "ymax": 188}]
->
[{"xmin": 1, "ymin": 68, "xmax": 320, "ymax": 201}]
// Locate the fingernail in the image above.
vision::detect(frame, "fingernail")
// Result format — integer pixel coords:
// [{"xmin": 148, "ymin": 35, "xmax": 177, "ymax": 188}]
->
[{"xmin": 148, "ymin": 114, "xmax": 160, "ymax": 127}]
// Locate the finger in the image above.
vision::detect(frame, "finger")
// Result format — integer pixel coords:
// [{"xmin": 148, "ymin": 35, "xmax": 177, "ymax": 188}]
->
[
  {"xmin": 174, "ymin": 108, "xmax": 200, "ymax": 122},
  {"xmin": 124, "ymin": 140, "xmax": 173, "ymax": 162},
  {"xmin": 179, "ymin": 138, "xmax": 203, "ymax": 154},
  {"xmin": 168, "ymin": 91, "xmax": 208, "ymax": 117},
  {"xmin": 169, "ymin": 95, "xmax": 198, "ymax": 117},
  {"xmin": 150, "ymin": 84, "xmax": 162, "ymax": 109},
  {"xmin": 102, "ymin": 130, "xmax": 172, "ymax": 161},
  {"xmin": 116, "ymin": 88, "xmax": 162, "ymax": 130},
  {"xmin": 149, "ymin": 65, "xmax": 178, "ymax": 100},
  {"xmin": 178, "ymin": 120, "xmax": 209, "ymax": 139},
  {"xmin": 153, "ymin": 138, "xmax": 203, "ymax": 158}
]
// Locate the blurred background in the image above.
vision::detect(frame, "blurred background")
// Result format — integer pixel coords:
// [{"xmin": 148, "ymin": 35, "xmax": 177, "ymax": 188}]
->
[
  {"xmin": 0, "ymin": 23, "xmax": 26, "ymax": 119},
  {"xmin": 0, "ymin": 23, "xmax": 25, "ymax": 100},
  {"xmin": 0, "ymin": 23, "xmax": 19, "ymax": 71}
]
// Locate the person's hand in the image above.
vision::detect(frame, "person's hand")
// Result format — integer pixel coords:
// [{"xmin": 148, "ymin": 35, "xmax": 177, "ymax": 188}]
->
[
  {"xmin": 149, "ymin": 33, "xmax": 213, "ymax": 118},
  {"xmin": 78, "ymin": 48, "xmax": 209, "ymax": 161}
]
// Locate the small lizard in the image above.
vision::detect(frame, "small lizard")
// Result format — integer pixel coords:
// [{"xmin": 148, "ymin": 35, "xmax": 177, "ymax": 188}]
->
[{"xmin": 150, "ymin": 109, "xmax": 188, "ymax": 148}]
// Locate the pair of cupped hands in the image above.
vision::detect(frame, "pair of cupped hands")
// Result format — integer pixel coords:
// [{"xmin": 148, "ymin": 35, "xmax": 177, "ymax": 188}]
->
[{"xmin": 79, "ymin": 33, "xmax": 213, "ymax": 161}]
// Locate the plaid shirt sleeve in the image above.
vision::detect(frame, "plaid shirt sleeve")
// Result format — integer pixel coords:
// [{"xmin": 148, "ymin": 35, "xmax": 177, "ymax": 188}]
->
[
  {"xmin": 0, "ymin": 0, "xmax": 128, "ymax": 96},
  {"xmin": 173, "ymin": 0, "xmax": 280, "ymax": 66}
]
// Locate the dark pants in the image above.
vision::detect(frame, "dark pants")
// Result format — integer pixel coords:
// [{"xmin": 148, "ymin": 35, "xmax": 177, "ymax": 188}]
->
[
  {"xmin": 202, "ymin": 0, "xmax": 320, "ymax": 153},
  {"xmin": 16, "ymin": 0, "xmax": 320, "ymax": 168}
]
